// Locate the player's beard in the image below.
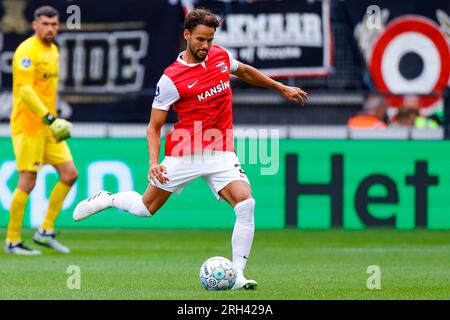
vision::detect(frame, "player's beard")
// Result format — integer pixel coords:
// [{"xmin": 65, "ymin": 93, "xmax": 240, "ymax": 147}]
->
[
  {"xmin": 43, "ymin": 33, "xmax": 55, "ymax": 45},
  {"xmin": 188, "ymin": 44, "xmax": 208, "ymax": 62}
]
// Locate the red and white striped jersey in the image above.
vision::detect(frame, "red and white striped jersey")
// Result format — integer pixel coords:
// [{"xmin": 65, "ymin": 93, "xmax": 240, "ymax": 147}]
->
[{"xmin": 152, "ymin": 45, "xmax": 239, "ymax": 156}]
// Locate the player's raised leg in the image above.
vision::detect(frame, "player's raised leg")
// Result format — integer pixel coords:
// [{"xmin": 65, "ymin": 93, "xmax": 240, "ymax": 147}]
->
[
  {"xmin": 113, "ymin": 184, "xmax": 172, "ymax": 217},
  {"xmin": 219, "ymin": 180, "xmax": 258, "ymax": 290},
  {"xmin": 73, "ymin": 184, "xmax": 171, "ymax": 222}
]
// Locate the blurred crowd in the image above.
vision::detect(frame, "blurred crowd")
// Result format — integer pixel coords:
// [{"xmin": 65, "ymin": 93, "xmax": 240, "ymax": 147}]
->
[{"xmin": 347, "ymin": 94, "xmax": 443, "ymax": 130}]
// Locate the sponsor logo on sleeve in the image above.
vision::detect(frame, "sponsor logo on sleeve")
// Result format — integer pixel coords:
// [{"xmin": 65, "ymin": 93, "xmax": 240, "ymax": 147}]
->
[
  {"xmin": 216, "ymin": 61, "xmax": 228, "ymax": 73},
  {"xmin": 21, "ymin": 57, "xmax": 31, "ymax": 68}
]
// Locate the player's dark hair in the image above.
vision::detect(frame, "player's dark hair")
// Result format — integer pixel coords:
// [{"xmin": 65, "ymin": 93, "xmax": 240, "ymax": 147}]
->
[
  {"xmin": 184, "ymin": 7, "xmax": 222, "ymax": 32},
  {"xmin": 34, "ymin": 6, "xmax": 60, "ymax": 20}
]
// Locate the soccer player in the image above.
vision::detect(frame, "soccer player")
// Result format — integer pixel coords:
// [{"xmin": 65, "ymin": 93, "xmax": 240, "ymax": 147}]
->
[
  {"xmin": 73, "ymin": 8, "xmax": 307, "ymax": 289},
  {"xmin": 6, "ymin": 6, "xmax": 76, "ymax": 255}
]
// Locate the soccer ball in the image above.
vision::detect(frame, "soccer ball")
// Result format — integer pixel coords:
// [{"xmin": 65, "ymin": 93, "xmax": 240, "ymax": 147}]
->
[{"xmin": 199, "ymin": 256, "xmax": 237, "ymax": 290}]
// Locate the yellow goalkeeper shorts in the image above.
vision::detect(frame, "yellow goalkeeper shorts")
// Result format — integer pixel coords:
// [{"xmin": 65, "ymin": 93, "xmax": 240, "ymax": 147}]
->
[{"xmin": 12, "ymin": 133, "xmax": 73, "ymax": 172}]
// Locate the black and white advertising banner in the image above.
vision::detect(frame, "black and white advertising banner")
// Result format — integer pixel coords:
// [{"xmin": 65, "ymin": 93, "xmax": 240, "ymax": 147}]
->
[
  {"xmin": 0, "ymin": 0, "xmax": 183, "ymax": 122},
  {"xmin": 345, "ymin": 0, "xmax": 450, "ymax": 110},
  {"xmin": 195, "ymin": 0, "xmax": 333, "ymax": 78}
]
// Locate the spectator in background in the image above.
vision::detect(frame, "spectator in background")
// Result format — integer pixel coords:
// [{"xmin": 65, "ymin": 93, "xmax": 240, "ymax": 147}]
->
[
  {"xmin": 347, "ymin": 94, "xmax": 388, "ymax": 129},
  {"xmin": 390, "ymin": 107, "xmax": 418, "ymax": 128},
  {"xmin": 390, "ymin": 106, "xmax": 440, "ymax": 129},
  {"xmin": 415, "ymin": 109, "xmax": 441, "ymax": 129},
  {"xmin": 391, "ymin": 94, "xmax": 442, "ymax": 129},
  {"xmin": 415, "ymin": 116, "xmax": 440, "ymax": 129}
]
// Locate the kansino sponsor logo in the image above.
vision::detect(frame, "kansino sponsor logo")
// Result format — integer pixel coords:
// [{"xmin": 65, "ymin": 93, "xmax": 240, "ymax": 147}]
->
[{"xmin": 197, "ymin": 80, "xmax": 231, "ymax": 102}]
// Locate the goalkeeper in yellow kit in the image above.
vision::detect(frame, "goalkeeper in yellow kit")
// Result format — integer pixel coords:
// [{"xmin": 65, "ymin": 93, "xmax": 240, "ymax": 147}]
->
[{"xmin": 6, "ymin": 6, "xmax": 77, "ymax": 255}]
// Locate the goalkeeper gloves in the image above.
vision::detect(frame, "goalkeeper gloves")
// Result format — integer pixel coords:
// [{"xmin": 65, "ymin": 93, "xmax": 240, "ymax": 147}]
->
[{"xmin": 43, "ymin": 113, "xmax": 73, "ymax": 142}]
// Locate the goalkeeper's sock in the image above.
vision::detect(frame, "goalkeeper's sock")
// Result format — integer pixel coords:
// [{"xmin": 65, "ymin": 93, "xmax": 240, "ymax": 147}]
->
[
  {"xmin": 232, "ymin": 198, "xmax": 255, "ymax": 272},
  {"xmin": 41, "ymin": 181, "xmax": 71, "ymax": 232},
  {"xmin": 111, "ymin": 191, "xmax": 152, "ymax": 217},
  {"xmin": 6, "ymin": 189, "xmax": 29, "ymax": 243}
]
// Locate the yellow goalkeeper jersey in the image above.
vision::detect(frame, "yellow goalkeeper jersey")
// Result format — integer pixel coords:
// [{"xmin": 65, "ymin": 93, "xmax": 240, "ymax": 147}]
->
[{"xmin": 11, "ymin": 35, "xmax": 59, "ymax": 136}]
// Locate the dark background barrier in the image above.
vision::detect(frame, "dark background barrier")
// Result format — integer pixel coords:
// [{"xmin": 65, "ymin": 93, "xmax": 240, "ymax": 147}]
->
[
  {"xmin": 0, "ymin": 0, "xmax": 449, "ymax": 127},
  {"xmin": 0, "ymin": 0, "xmax": 184, "ymax": 122}
]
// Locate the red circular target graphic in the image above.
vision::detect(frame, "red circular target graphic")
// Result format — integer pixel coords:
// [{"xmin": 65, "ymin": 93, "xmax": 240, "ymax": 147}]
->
[{"xmin": 369, "ymin": 16, "xmax": 450, "ymax": 107}]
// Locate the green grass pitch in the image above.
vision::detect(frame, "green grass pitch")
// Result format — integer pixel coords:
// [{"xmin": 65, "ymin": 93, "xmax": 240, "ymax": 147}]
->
[{"xmin": 0, "ymin": 229, "xmax": 449, "ymax": 299}]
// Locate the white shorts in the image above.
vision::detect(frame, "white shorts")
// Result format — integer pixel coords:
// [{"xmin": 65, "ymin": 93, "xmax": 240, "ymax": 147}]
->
[{"xmin": 151, "ymin": 151, "xmax": 250, "ymax": 200}]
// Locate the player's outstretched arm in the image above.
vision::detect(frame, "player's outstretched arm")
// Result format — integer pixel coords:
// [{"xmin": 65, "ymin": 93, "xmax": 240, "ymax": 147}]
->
[
  {"xmin": 232, "ymin": 61, "xmax": 308, "ymax": 106},
  {"xmin": 147, "ymin": 108, "xmax": 169, "ymax": 185}
]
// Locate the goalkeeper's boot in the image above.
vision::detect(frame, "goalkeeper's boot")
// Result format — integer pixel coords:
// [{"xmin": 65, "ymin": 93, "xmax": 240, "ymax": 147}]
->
[
  {"xmin": 5, "ymin": 241, "xmax": 42, "ymax": 255},
  {"xmin": 73, "ymin": 191, "xmax": 112, "ymax": 222},
  {"xmin": 232, "ymin": 270, "xmax": 258, "ymax": 290},
  {"xmin": 33, "ymin": 229, "xmax": 70, "ymax": 254}
]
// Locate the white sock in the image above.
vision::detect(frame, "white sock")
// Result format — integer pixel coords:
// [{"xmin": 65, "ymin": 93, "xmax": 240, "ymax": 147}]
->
[
  {"xmin": 232, "ymin": 198, "xmax": 255, "ymax": 274},
  {"xmin": 111, "ymin": 191, "xmax": 152, "ymax": 217}
]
